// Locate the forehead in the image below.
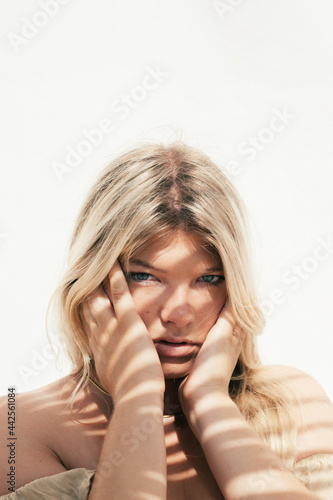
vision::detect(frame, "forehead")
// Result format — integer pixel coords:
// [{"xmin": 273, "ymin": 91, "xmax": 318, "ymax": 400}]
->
[{"xmin": 131, "ymin": 231, "xmax": 222, "ymax": 268}]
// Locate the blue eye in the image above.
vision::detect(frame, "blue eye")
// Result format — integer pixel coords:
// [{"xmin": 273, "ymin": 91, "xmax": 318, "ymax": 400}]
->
[
  {"xmin": 199, "ymin": 275, "xmax": 225, "ymax": 285},
  {"xmin": 126, "ymin": 272, "xmax": 151, "ymax": 281}
]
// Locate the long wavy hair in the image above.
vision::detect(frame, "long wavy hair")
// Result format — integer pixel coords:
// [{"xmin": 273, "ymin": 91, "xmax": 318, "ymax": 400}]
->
[{"xmin": 50, "ymin": 142, "xmax": 297, "ymax": 468}]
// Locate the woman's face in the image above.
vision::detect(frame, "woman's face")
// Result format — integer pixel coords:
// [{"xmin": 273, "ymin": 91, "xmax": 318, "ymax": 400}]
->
[{"xmin": 123, "ymin": 230, "xmax": 227, "ymax": 379}]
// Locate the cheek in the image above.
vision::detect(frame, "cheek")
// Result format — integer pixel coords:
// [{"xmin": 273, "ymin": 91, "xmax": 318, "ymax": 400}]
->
[
  {"xmin": 198, "ymin": 288, "xmax": 227, "ymax": 326},
  {"xmin": 128, "ymin": 286, "xmax": 160, "ymax": 322}
]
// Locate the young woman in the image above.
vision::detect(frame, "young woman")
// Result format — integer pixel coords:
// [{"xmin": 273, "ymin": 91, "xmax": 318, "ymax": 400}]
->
[{"xmin": 1, "ymin": 142, "xmax": 333, "ymax": 499}]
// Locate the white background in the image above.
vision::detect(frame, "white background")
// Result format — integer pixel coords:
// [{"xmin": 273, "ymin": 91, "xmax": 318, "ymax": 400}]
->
[{"xmin": 1, "ymin": 0, "xmax": 333, "ymax": 400}]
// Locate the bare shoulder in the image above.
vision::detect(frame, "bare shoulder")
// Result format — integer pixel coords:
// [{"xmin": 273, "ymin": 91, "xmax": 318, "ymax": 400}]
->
[
  {"xmin": 263, "ymin": 364, "xmax": 333, "ymax": 461},
  {"xmin": 263, "ymin": 364, "xmax": 332, "ymax": 405},
  {"xmin": 0, "ymin": 377, "xmax": 73, "ymax": 494}
]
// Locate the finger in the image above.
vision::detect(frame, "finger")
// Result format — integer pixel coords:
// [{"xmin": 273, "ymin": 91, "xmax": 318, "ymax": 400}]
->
[
  {"xmin": 86, "ymin": 285, "xmax": 114, "ymax": 328},
  {"xmin": 215, "ymin": 297, "xmax": 237, "ymax": 332},
  {"xmin": 81, "ymin": 300, "xmax": 97, "ymax": 334},
  {"xmin": 108, "ymin": 260, "xmax": 138, "ymax": 324},
  {"xmin": 221, "ymin": 299, "xmax": 245, "ymax": 341},
  {"xmin": 214, "ymin": 298, "xmax": 244, "ymax": 352}
]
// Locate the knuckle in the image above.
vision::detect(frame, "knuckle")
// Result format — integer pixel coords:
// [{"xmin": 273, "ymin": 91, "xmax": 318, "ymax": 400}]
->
[
  {"xmin": 95, "ymin": 295, "xmax": 107, "ymax": 308},
  {"xmin": 111, "ymin": 280, "xmax": 126, "ymax": 299}
]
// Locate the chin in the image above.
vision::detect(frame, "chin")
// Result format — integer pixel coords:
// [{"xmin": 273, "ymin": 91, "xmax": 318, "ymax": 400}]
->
[
  {"xmin": 163, "ymin": 371, "xmax": 190, "ymax": 380},
  {"xmin": 160, "ymin": 358, "xmax": 193, "ymax": 380}
]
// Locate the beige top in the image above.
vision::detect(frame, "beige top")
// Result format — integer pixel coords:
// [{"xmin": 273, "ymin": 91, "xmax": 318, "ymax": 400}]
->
[
  {"xmin": 292, "ymin": 453, "xmax": 333, "ymax": 500},
  {"xmin": 1, "ymin": 454, "xmax": 333, "ymax": 500},
  {"xmin": 0, "ymin": 468, "xmax": 95, "ymax": 500}
]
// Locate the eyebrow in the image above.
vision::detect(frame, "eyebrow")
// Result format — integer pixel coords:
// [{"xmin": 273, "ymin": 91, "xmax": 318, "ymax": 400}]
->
[
  {"xmin": 128, "ymin": 259, "xmax": 167, "ymax": 273},
  {"xmin": 128, "ymin": 259, "xmax": 224, "ymax": 274}
]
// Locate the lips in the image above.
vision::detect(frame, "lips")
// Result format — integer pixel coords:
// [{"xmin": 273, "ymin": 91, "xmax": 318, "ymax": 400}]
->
[{"xmin": 153, "ymin": 338, "xmax": 199, "ymax": 358}]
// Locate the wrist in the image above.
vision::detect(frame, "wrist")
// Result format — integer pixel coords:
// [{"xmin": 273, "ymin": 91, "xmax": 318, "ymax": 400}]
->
[
  {"xmin": 113, "ymin": 380, "xmax": 165, "ymax": 408},
  {"xmin": 113, "ymin": 393, "xmax": 165, "ymax": 432},
  {"xmin": 104, "ymin": 369, "xmax": 164, "ymax": 403},
  {"xmin": 185, "ymin": 392, "xmax": 236, "ymax": 438}
]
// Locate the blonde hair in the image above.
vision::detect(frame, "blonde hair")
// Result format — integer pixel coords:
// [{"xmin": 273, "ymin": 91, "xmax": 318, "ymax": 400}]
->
[{"xmin": 50, "ymin": 142, "xmax": 297, "ymax": 468}]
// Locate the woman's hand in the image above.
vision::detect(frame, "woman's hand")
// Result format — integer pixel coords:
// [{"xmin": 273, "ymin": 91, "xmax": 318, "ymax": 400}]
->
[
  {"xmin": 178, "ymin": 298, "xmax": 243, "ymax": 416},
  {"xmin": 81, "ymin": 260, "xmax": 165, "ymax": 402}
]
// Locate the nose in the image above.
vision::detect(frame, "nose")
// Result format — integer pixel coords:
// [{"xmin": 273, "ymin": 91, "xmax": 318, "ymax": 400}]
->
[{"xmin": 160, "ymin": 285, "xmax": 195, "ymax": 328}]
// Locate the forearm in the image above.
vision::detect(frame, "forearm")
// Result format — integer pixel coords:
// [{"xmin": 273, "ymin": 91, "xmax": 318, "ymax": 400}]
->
[
  {"xmin": 89, "ymin": 387, "xmax": 166, "ymax": 500},
  {"xmin": 190, "ymin": 393, "xmax": 319, "ymax": 500}
]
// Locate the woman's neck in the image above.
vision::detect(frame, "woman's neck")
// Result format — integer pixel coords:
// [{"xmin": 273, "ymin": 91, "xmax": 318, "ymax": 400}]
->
[{"xmin": 163, "ymin": 378, "xmax": 183, "ymax": 415}]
